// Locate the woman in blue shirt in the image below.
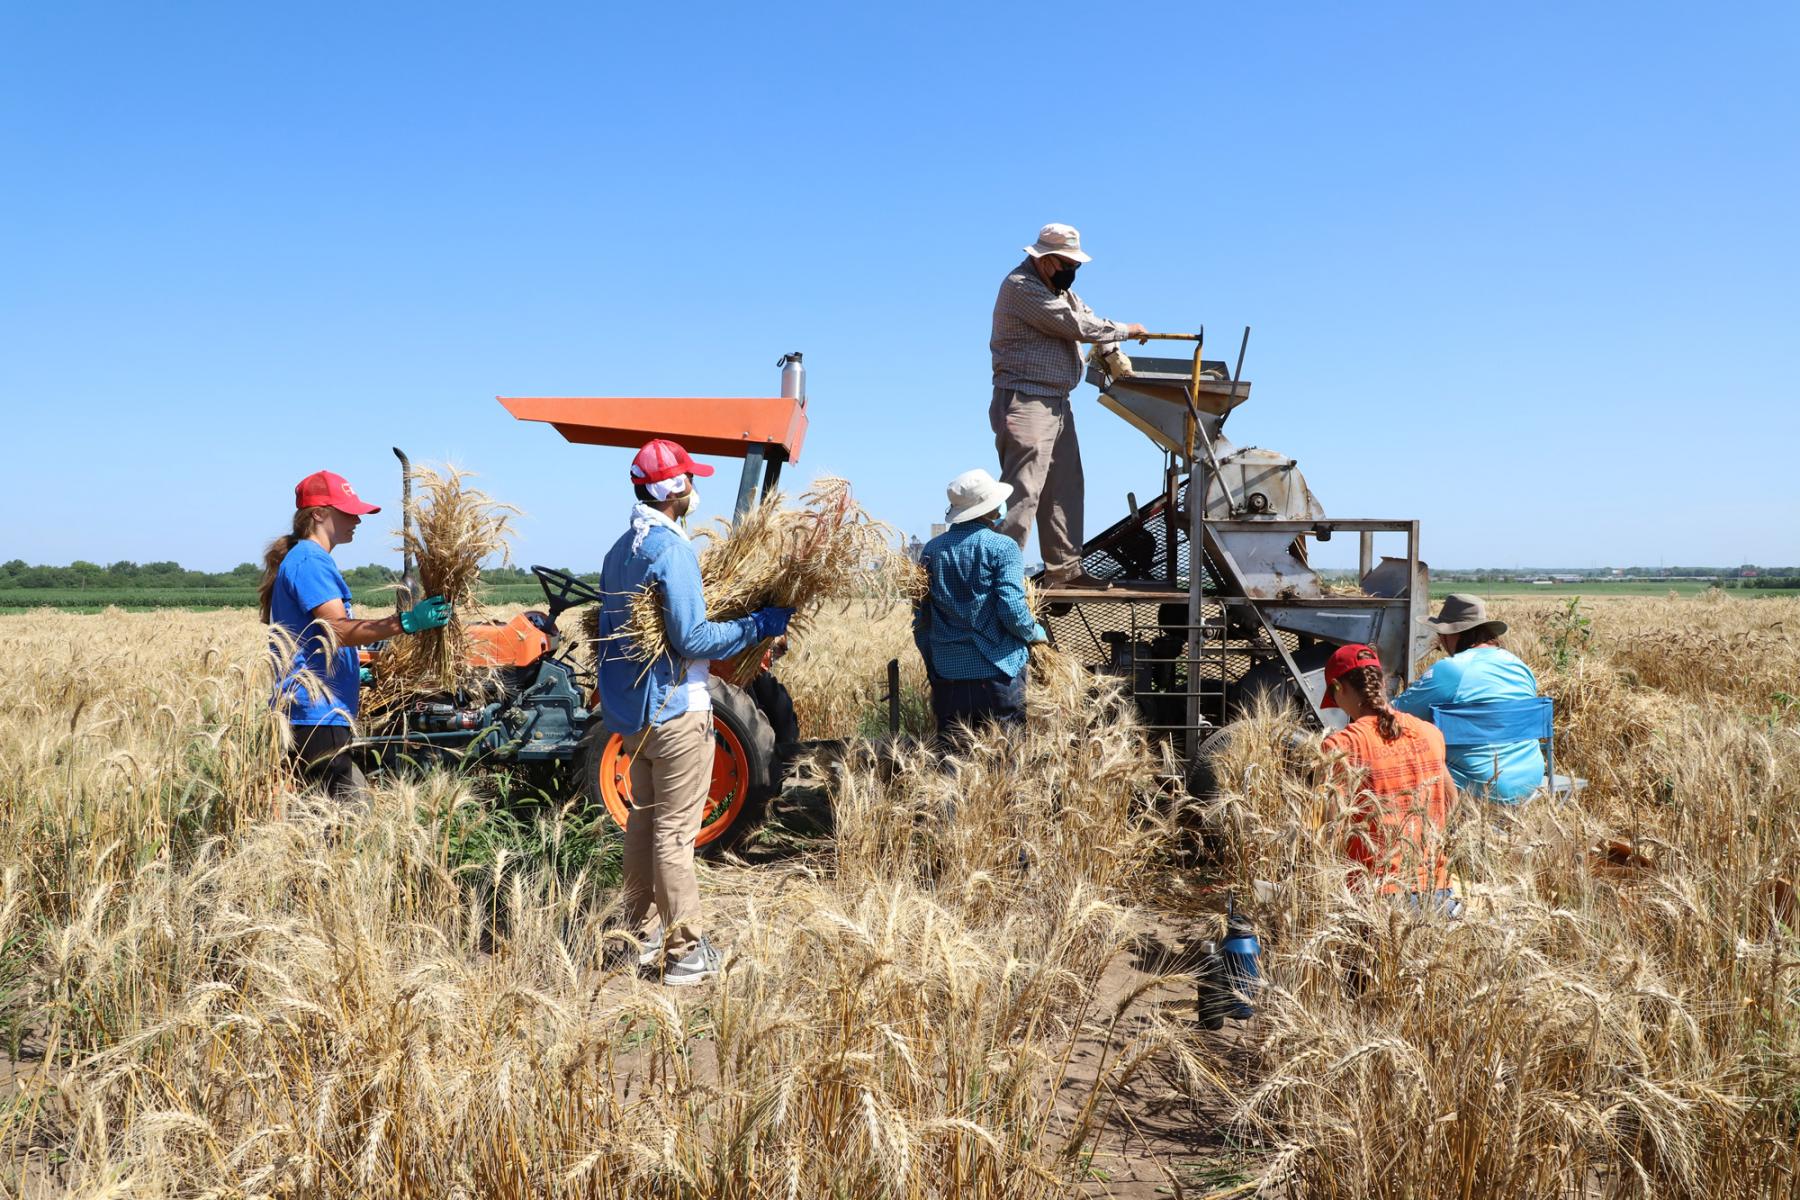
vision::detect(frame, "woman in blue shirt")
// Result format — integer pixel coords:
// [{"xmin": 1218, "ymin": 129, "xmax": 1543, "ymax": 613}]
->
[
  {"xmin": 1391, "ymin": 593, "xmax": 1545, "ymax": 802},
  {"xmin": 258, "ymin": 469, "xmax": 451, "ymax": 799}
]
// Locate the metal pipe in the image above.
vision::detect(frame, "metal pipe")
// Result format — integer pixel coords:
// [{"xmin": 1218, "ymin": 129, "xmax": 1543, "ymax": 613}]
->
[
  {"xmin": 734, "ymin": 445, "xmax": 766, "ymax": 522},
  {"xmin": 1185, "ymin": 328, "xmax": 1208, "ymax": 761},
  {"xmin": 1221, "ymin": 326, "xmax": 1251, "ymax": 430},
  {"xmin": 1359, "ymin": 531, "xmax": 1374, "ymax": 581},
  {"xmin": 887, "ymin": 658, "xmax": 901, "ymax": 735}
]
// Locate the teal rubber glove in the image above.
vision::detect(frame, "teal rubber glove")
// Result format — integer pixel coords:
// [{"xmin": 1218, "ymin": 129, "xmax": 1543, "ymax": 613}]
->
[
  {"xmin": 400, "ymin": 595, "xmax": 452, "ymax": 635},
  {"xmin": 358, "ymin": 666, "xmax": 374, "ymax": 685}
]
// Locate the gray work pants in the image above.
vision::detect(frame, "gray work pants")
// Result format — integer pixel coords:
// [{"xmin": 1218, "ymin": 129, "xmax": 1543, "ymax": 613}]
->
[{"xmin": 990, "ymin": 387, "xmax": 1083, "ymax": 576}]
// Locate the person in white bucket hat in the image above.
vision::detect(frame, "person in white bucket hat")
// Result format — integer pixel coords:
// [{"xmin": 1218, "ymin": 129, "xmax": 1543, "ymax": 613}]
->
[
  {"xmin": 990, "ymin": 223, "xmax": 1146, "ymax": 589},
  {"xmin": 912, "ymin": 468, "xmax": 1048, "ymax": 743}
]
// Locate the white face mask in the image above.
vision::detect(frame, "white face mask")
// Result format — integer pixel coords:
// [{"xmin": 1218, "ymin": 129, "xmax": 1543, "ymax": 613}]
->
[{"xmin": 680, "ymin": 486, "xmax": 700, "ymax": 520}]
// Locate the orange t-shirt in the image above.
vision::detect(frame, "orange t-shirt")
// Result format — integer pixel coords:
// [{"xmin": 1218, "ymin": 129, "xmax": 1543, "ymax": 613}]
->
[{"xmin": 1322, "ymin": 712, "xmax": 1455, "ymax": 894}]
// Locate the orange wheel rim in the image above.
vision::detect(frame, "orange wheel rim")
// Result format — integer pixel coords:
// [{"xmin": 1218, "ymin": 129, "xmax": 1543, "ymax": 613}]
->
[
  {"xmin": 598, "ymin": 734, "xmax": 635, "ymax": 831},
  {"xmin": 599, "ymin": 717, "xmax": 751, "ymax": 847}
]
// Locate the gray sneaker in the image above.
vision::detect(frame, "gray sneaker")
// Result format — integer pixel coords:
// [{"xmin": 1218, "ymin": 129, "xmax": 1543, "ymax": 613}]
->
[
  {"xmin": 636, "ymin": 927, "xmax": 665, "ymax": 967},
  {"xmin": 661, "ymin": 936, "xmax": 722, "ymax": 987}
]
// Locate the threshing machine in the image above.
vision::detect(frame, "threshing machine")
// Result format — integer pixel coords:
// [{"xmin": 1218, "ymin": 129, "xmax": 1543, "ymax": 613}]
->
[{"xmin": 1035, "ymin": 332, "xmax": 1431, "ymax": 773}]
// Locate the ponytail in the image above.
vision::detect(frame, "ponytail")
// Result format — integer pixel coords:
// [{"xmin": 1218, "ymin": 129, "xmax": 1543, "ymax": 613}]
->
[
  {"xmin": 258, "ymin": 507, "xmax": 331, "ymax": 621},
  {"xmin": 1348, "ymin": 664, "xmax": 1403, "ymax": 742}
]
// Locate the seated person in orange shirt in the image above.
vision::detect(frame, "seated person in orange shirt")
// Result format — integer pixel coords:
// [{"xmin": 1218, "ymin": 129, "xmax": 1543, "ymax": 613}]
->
[{"xmin": 1320, "ymin": 643, "xmax": 1459, "ymax": 912}]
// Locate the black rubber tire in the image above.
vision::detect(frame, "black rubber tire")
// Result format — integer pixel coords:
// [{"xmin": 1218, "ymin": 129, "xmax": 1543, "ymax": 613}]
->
[
  {"xmin": 1229, "ymin": 643, "xmax": 1336, "ymax": 721},
  {"xmin": 1185, "ymin": 724, "xmax": 1239, "ymax": 802},
  {"xmin": 704, "ymin": 676, "xmax": 778, "ymax": 855}
]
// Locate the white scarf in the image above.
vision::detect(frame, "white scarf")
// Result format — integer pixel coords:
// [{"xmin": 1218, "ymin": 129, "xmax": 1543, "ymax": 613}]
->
[{"xmin": 629, "ymin": 501, "xmax": 689, "ymax": 555}]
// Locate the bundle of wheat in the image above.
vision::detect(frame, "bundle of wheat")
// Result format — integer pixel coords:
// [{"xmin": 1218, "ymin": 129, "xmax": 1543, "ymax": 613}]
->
[
  {"xmin": 625, "ymin": 477, "xmax": 904, "ymax": 685},
  {"xmin": 363, "ymin": 465, "xmax": 517, "ymax": 718}
]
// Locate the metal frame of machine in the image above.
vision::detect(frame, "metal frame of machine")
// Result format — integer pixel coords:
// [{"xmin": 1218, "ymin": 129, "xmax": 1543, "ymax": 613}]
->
[{"xmin": 1037, "ymin": 333, "xmax": 1430, "ymax": 764}]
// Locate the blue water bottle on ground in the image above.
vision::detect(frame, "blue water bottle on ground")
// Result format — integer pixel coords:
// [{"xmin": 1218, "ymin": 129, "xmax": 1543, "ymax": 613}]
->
[
  {"xmin": 1220, "ymin": 893, "xmax": 1262, "ymax": 1019},
  {"xmin": 1196, "ymin": 892, "xmax": 1263, "ymax": 1027}
]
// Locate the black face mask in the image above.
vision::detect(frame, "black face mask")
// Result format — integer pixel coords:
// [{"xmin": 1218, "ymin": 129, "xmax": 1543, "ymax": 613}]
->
[{"xmin": 1048, "ymin": 265, "xmax": 1078, "ymax": 292}]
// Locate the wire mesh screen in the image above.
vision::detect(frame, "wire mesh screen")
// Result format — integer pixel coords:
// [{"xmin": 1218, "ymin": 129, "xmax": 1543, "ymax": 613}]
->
[
  {"xmin": 1072, "ymin": 478, "xmax": 1224, "ymax": 591},
  {"xmin": 1038, "ymin": 476, "xmax": 1309, "ymax": 738}
]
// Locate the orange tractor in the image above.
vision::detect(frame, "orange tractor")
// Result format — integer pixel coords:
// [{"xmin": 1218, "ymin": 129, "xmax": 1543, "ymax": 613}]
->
[{"xmin": 356, "ymin": 356, "xmax": 810, "ymax": 852}]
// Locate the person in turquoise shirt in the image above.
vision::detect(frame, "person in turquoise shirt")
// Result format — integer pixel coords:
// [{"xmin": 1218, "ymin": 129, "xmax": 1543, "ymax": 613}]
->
[{"xmin": 1391, "ymin": 594, "xmax": 1546, "ymax": 802}]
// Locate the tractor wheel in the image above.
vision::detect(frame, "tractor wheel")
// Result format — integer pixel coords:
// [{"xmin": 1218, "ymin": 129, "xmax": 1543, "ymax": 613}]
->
[
  {"xmin": 1229, "ymin": 643, "xmax": 1336, "ymax": 721},
  {"xmin": 583, "ymin": 677, "xmax": 777, "ymax": 855}
]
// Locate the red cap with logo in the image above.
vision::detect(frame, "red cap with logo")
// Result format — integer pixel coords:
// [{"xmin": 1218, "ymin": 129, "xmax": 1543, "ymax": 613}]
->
[
  {"xmin": 1321, "ymin": 643, "xmax": 1383, "ymax": 708},
  {"xmin": 295, "ymin": 470, "xmax": 381, "ymax": 515},
  {"xmin": 630, "ymin": 438, "xmax": 714, "ymax": 485}
]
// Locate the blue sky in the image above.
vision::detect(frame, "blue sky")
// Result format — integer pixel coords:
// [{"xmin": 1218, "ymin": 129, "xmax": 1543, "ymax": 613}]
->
[{"xmin": 3, "ymin": 2, "xmax": 1795, "ymax": 573}]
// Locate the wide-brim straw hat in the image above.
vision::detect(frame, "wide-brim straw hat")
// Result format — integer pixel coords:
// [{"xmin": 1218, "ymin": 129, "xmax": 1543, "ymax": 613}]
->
[
  {"xmin": 1022, "ymin": 222, "xmax": 1092, "ymax": 263},
  {"xmin": 945, "ymin": 468, "xmax": 1013, "ymax": 524},
  {"xmin": 1420, "ymin": 592, "xmax": 1508, "ymax": 638}
]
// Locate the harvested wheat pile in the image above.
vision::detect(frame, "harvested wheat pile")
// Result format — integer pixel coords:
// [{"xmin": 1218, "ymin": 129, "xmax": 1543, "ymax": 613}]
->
[
  {"xmin": 625, "ymin": 478, "xmax": 905, "ymax": 685},
  {"xmin": 363, "ymin": 465, "xmax": 517, "ymax": 718}
]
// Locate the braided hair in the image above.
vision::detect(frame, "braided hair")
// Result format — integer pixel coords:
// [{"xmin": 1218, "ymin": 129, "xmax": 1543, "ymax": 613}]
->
[{"xmin": 1345, "ymin": 664, "xmax": 1403, "ymax": 742}]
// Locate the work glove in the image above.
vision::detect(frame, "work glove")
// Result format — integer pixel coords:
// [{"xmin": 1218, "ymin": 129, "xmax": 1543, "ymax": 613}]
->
[
  {"xmin": 750, "ymin": 606, "xmax": 795, "ymax": 641},
  {"xmin": 358, "ymin": 666, "xmax": 374, "ymax": 685},
  {"xmin": 400, "ymin": 595, "xmax": 453, "ymax": 635}
]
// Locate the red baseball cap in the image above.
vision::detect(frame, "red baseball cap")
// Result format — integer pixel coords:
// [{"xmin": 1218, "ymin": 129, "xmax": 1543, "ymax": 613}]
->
[
  {"xmin": 1321, "ymin": 643, "xmax": 1383, "ymax": 707},
  {"xmin": 630, "ymin": 438, "xmax": 714, "ymax": 486},
  {"xmin": 295, "ymin": 470, "xmax": 381, "ymax": 515}
]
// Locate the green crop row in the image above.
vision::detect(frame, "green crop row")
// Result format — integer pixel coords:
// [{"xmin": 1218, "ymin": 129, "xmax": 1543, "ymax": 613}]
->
[{"xmin": 0, "ymin": 585, "xmax": 560, "ymax": 613}]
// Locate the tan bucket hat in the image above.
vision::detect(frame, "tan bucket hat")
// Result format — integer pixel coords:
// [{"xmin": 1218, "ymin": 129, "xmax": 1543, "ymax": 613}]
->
[
  {"xmin": 1420, "ymin": 592, "xmax": 1508, "ymax": 638},
  {"xmin": 945, "ymin": 468, "xmax": 1013, "ymax": 524},
  {"xmin": 1023, "ymin": 222, "xmax": 1092, "ymax": 263}
]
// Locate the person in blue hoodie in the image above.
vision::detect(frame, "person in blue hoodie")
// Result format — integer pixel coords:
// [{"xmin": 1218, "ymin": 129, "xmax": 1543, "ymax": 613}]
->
[
  {"xmin": 596, "ymin": 439, "xmax": 792, "ymax": 987},
  {"xmin": 1391, "ymin": 593, "xmax": 1546, "ymax": 802}
]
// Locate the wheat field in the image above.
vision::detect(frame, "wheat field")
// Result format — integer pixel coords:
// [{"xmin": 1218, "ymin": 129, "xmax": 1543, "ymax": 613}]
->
[{"xmin": 0, "ymin": 594, "xmax": 1796, "ymax": 1197}]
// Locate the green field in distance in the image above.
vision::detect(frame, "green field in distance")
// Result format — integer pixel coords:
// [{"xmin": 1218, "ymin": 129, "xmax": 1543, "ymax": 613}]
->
[
  {"xmin": 4, "ymin": 578, "xmax": 1796, "ymax": 614},
  {"xmin": 0, "ymin": 584, "xmax": 554, "ymax": 614}
]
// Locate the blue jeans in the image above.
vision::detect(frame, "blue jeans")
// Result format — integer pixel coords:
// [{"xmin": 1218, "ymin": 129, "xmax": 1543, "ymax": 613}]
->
[{"xmin": 930, "ymin": 670, "xmax": 1026, "ymax": 748}]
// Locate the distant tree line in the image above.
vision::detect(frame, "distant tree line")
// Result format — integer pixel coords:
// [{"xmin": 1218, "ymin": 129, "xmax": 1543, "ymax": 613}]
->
[
  {"xmin": 1436, "ymin": 565, "xmax": 1799, "ymax": 582},
  {"xmin": 0, "ymin": 560, "xmax": 562, "ymax": 590}
]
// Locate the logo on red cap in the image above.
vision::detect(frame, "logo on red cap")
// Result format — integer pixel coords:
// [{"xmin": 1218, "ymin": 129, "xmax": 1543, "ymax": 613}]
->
[
  {"xmin": 1321, "ymin": 643, "xmax": 1383, "ymax": 708},
  {"xmin": 295, "ymin": 470, "xmax": 382, "ymax": 515},
  {"xmin": 629, "ymin": 439, "xmax": 715, "ymax": 486}
]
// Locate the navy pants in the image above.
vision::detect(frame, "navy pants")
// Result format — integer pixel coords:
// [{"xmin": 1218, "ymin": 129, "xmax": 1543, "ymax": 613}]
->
[{"xmin": 930, "ymin": 670, "xmax": 1026, "ymax": 748}]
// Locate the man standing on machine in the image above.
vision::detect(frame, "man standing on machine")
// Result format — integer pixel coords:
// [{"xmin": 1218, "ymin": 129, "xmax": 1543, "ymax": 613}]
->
[{"xmin": 990, "ymin": 223, "xmax": 1146, "ymax": 589}]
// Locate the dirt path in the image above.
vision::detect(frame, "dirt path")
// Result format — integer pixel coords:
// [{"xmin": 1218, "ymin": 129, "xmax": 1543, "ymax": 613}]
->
[{"xmin": 1058, "ymin": 916, "xmax": 1265, "ymax": 1199}]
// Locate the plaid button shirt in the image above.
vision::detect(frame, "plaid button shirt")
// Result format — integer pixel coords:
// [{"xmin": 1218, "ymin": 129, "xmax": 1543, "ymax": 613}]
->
[
  {"xmin": 1323, "ymin": 713, "xmax": 1456, "ymax": 895},
  {"xmin": 990, "ymin": 257, "xmax": 1129, "ymax": 397}
]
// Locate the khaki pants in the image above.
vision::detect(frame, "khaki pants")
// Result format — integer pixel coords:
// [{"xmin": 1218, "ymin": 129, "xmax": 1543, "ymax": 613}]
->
[
  {"xmin": 620, "ymin": 707, "xmax": 715, "ymax": 959},
  {"xmin": 991, "ymin": 387, "xmax": 1084, "ymax": 576}
]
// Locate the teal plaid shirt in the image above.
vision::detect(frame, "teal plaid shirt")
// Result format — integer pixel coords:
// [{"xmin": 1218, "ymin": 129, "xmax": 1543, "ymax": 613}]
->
[{"xmin": 912, "ymin": 522, "xmax": 1047, "ymax": 681}]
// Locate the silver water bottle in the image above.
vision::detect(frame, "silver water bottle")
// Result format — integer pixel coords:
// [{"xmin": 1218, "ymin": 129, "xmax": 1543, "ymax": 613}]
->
[{"xmin": 778, "ymin": 352, "xmax": 805, "ymax": 403}]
